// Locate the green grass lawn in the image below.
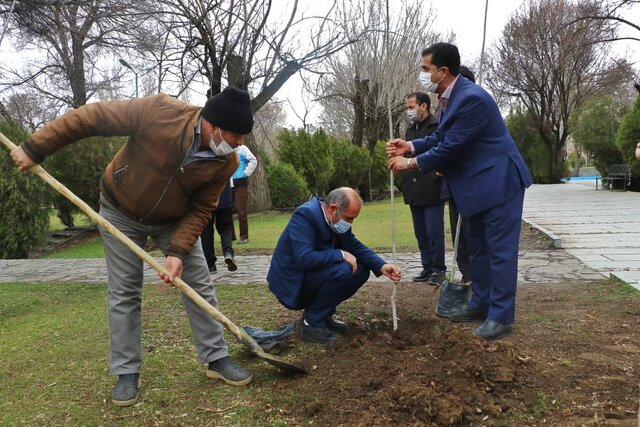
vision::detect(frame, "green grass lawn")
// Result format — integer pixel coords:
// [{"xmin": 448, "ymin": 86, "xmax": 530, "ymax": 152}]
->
[
  {"xmin": 45, "ymin": 199, "xmax": 452, "ymax": 259},
  {"xmin": 0, "ymin": 281, "xmax": 311, "ymax": 426}
]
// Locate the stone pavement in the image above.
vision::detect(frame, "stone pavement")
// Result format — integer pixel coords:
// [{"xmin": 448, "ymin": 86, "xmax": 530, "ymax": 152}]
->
[
  {"xmin": 0, "ymin": 250, "xmax": 603, "ymax": 285},
  {"xmin": 523, "ymin": 181, "xmax": 640, "ymax": 291}
]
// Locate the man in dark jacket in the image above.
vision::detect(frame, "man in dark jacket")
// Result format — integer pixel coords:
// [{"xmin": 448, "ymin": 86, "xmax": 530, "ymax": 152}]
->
[
  {"xmin": 201, "ymin": 182, "xmax": 237, "ymax": 273},
  {"xmin": 439, "ymin": 65, "xmax": 478, "ymax": 284},
  {"xmin": 388, "ymin": 42, "xmax": 533, "ymax": 341},
  {"xmin": 267, "ymin": 187, "xmax": 401, "ymax": 344},
  {"xmin": 10, "ymin": 87, "xmax": 255, "ymax": 406},
  {"xmin": 401, "ymin": 92, "xmax": 446, "ymax": 285}
]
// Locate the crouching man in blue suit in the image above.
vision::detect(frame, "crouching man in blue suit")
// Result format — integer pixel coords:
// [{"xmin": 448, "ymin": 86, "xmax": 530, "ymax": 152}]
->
[
  {"xmin": 388, "ymin": 42, "xmax": 533, "ymax": 341},
  {"xmin": 267, "ymin": 187, "xmax": 402, "ymax": 344}
]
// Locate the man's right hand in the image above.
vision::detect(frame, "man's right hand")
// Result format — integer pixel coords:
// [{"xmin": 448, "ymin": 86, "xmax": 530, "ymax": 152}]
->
[
  {"xmin": 10, "ymin": 147, "xmax": 36, "ymax": 172},
  {"xmin": 386, "ymin": 139, "xmax": 410, "ymax": 158},
  {"xmin": 343, "ymin": 251, "xmax": 357, "ymax": 274}
]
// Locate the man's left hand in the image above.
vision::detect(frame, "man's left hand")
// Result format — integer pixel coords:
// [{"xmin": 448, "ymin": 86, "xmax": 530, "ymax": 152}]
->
[
  {"xmin": 158, "ymin": 256, "xmax": 183, "ymax": 285},
  {"xmin": 381, "ymin": 264, "xmax": 402, "ymax": 282},
  {"xmin": 388, "ymin": 156, "xmax": 411, "ymax": 172}
]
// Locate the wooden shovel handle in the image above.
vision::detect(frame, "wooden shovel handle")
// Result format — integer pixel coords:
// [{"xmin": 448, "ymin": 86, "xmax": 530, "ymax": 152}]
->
[{"xmin": 0, "ymin": 132, "xmax": 264, "ymax": 355}]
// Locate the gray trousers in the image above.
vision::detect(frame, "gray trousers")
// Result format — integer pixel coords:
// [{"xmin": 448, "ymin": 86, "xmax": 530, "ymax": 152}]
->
[{"xmin": 99, "ymin": 196, "xmax": 228, "ymax": 375}]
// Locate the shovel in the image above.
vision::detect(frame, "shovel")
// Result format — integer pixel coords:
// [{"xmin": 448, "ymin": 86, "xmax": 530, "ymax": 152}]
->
[{"xmin": 0, "ymin": 132, "xmax": 307, "ymax": 374}]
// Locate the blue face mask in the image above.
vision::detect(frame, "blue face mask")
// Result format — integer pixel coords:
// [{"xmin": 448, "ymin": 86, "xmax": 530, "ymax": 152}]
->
[{"xmin": 330, "ymin": 210, "xmax": 352, "ymax": 234}]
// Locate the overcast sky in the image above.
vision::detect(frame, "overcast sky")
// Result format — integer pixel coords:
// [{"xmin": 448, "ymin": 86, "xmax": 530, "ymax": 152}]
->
[
  {"xmin": 280, "ymin": 0, "xmax": 640, "ymax": 127},
  {"xmin": 1, "ymin": 0, "xmax": 638, "ymax": 127}
]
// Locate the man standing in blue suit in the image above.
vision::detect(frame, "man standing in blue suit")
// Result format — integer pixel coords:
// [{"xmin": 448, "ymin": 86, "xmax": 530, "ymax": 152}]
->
[
  {"xmin": 387, "ymin": 42, "xmax": 533, "ymax": 341},
  {"xmin": 267, "ymin": 187, "xmax": 402, "ymax": 344}
]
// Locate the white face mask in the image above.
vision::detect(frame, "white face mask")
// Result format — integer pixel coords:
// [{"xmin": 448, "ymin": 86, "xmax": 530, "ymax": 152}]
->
[
  {"xmin": 209, "ymin": 128, "xmax": 236, "ymax": 157},
  {"xmin": 419, "ymin": 69, "xmax": 443, "ymax": 93},
  {"xmin": 406, "ymin": 108, "xmax": 420, "ymax": 123}
]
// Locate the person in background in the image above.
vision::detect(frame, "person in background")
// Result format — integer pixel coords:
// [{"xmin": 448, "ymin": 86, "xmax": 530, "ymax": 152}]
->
[
  {"xmin": 232, "ymin": 144, "xmax": 257, "ymax": 244},
  {"xmin": 635, "ymin": 142, "xmax": 640, "ymax": 160},
  {"xmin": 400, "ymin": 92, "xmax": 446, "ymax": 285},
  {"xmin": 267, "ymin": 187, "xmax": 402, "ymax": 344},
  {"xmin": 201, "ymin": 181, "xmax": 237, "ymax": 273}
]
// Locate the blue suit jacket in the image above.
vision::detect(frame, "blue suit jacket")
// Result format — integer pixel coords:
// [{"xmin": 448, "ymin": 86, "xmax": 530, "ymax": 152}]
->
[
  {"xmin": 412, "ymin": 76, "xmax": 533, "ymax": 217},
  {"xmin": 267, "ymin": 197, "xmax": 386, "ymax": 309}
]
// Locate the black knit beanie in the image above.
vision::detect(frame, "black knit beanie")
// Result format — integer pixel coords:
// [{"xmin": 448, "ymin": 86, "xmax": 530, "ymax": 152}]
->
[{"xmin": 201, "ymin": 87, "xmax": 254, "ymax": 134}]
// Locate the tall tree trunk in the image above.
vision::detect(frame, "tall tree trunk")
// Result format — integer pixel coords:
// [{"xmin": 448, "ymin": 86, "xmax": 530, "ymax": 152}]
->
[
  {"xmin": 547, "ymin": 142, "xmax": 564, "ymax": 183},
  {"xmin": 351, "ymin": 77, "xmax": 368, "ymax": 146},
  {"xmin": 244, "ymin": 133, "xmax": 271, "ymax": 212},
  {"xmin": 70, "ymin": 37, "xmax": 87, "ymax": 108}
]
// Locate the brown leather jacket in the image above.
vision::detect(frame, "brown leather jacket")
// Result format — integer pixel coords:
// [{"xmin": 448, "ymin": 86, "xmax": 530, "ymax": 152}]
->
[{"xmin": 21, "ymin": 94, "xmax": 239, "ymax": 259}]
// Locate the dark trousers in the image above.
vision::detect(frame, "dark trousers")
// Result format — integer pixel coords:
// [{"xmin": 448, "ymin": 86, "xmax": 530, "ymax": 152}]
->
[
  {"xmin": 410, "ymin": 203, "xmax": 446, "ymax": 273},
  {"xmin": 233, "ymin": 185, "xmax": 249, "ymax": 240},
  {"xmin": 448, "ymin": 198, "xmax": 472, "ymax": 281},
  {"xmin": 467, "ymin": 189, "xmax": 525, "ymax": 325},
  {"xmin": 300, "ymin": 262, "xmax": 370, "ymax": 328},
  {"xmin": 201, "ymin": 207, "xmax": 234, "ymax": 268}
]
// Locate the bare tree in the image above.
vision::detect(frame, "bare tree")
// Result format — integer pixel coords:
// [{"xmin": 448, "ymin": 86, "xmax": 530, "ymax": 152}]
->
[
  {"xmin": 570, "ymin": 0, "xmax": 640, "ymax": 44},
  {"xmin": 487, "ymin": 0, "xmax": 634, "ymax": 182},
  {"xmin": 0, "ymin": 1, "xmax": 160, "ymax": 226},
  {"xmin": 143, "ymin": 0, "xmax": 359, "ymax": 211},
  {"xmin": 316, "ymin": 0, "xmax": 443, "ymax": 150},
  {"xmin": 252, "ymin": 99, "xmax": 286, "ymax": 159},
  {"xmin": 0, "ymin": 0, "xmax": 153, "ymax": 109},
  {"xmin": 2, "ymin": 92, "xmax": 62, "ymax": 133}
]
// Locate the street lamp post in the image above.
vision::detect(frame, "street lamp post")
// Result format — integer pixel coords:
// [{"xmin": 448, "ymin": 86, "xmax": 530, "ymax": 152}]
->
[{"xmin": 119, "ymin": 58, "xmax": 139, "ymax": 98}]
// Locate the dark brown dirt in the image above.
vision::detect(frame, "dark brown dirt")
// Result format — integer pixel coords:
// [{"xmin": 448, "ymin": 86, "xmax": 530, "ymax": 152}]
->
[
  {"xmin": 271, "ymin": 279, "xmax": 639, "ymax": 426},
  {"xmin": 519, "ymin": 222, "xmax": 555, "ymax": 251}
]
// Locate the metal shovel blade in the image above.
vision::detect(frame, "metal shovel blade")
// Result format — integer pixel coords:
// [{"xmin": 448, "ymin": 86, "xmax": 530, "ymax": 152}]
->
[{"xmin": 0, "ymin": 132, "xmax": 307, "ymax": 374}]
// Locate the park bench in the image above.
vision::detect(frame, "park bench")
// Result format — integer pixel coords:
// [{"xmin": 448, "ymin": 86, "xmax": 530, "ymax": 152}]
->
[{"xmin": 596, "ymin": 164, "xmax": 630, "ymax": 191}]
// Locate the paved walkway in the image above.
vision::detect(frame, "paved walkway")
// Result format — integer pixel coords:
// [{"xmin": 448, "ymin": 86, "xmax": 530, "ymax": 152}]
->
[
  {"xmin": 0, "ymin": 250, "xmax": 602, "ymax": 285},
  {"xmin": 523, "ymin": 181, "xmax": 640, "ymax": 290},
  {"xmin": 4, "ymin": 179, "xmax": 636, "ymax": 288}
]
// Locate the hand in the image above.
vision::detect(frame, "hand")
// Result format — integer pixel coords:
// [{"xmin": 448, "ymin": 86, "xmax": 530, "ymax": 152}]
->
[
  {"xmin": 636, "ymin": 142, "xmax": 640, "ymax": 161},
  {"xmin": 158, "ymin": 256, "xmax": 183, "ymax": 285},
  {"xmin": 386, "ymin": 139, "xmax": 410, "ymax": 157},
  {"xmin": 381, "ymin": 264, "xmax": 401, "ymax": 282},
  {"xmin": 10, "ymin": 147, "xmax": 36, "ymax": 172},
  {"xmin": 388, "ymin": 156, "xmax": 411, "ymax": 172},
  {"xmin": 343, "ymin": 251, "xmax": 357, "ymax": 274}
]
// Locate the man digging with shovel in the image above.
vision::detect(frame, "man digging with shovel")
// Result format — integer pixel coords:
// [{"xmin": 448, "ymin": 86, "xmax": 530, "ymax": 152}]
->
[{"xmin": 10, "ymin": 87, "xmax": 255, "ymax": 406}]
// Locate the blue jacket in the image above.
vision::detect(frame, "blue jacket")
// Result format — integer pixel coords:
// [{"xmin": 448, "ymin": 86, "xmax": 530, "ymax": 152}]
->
[
  {"xmin": 412, "ymin": 76, "xmax": 533, "ymax": 217},
  {"xmin": 267, "ymin": 197, "xmax": 386, "ymax": 309}
]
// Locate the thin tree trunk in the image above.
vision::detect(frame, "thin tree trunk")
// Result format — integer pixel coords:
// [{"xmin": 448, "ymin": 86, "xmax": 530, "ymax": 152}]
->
[{"xmin": 243, "ymin": 133, "xmax": 271, "ymax": 212}]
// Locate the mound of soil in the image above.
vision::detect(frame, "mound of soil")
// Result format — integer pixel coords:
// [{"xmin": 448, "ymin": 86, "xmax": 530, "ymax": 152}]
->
[
  {"xmin": 273, "ymin": 280, "xmax": 639, "ymax": 426},
  {"xmin": 297, "ymin": 320, "xmax": 530, "ymax": 426}
]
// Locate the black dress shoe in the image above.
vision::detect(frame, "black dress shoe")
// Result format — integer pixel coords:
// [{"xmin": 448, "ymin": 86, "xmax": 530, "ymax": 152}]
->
[
  {"xmin": 473, "ymin": 319, "xmax": 513, "ymax": 341},
  {"xmin": 427, "ymin": 271, "xmax": 446, "ymax": 286},
  {"xmin": 301, "ymin": 323, "xmax": 340, "ymax": 344},
  {"xmin": 326, "ymin": 316, "xmax": 348, "ymax": 334},
  {"xmin": 448, "ymin": 306, "xmax": 487, "ymax": 322},
  {"xmin": 412, "ymin": 270, "xmax": 431, "ymax": 282},
  {"xmin": 112, "ymin": 373, "xmax": 140, "ymax": 407},
  {"xmin": 224, "ymin": 253, "xmax": 238, "ymax": 272}
]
